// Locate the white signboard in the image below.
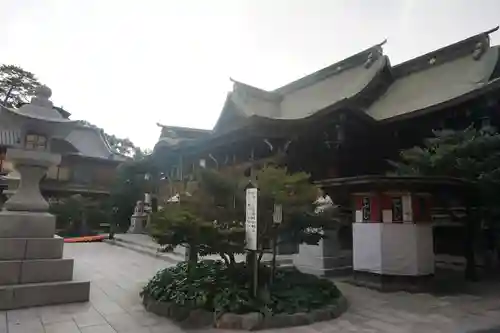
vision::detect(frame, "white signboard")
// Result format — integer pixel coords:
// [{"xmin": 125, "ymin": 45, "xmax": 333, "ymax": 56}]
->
[
  {"xmin": 245, "ymin": 188, "xmax": 258, "ymax": 250},
  {"xmin": 273, "ymin": 204, "xmax": 282, "ymax": 224}
]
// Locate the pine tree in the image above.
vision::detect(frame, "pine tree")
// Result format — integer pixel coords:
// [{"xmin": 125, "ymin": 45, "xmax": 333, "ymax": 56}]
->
[
  {"xmin": 390, "ymin": 125, "xmax": 500, "ymax": 279},
  {"xmin": 0, "ymin": 65, "xmax": 41, "ymax": 108}
]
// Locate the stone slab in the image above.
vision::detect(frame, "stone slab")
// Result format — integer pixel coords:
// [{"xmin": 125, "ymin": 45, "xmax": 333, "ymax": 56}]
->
[
  {"xmin": 0, "ymin": 287, "xmax": 13, "ymax": 309},
  {"xmin": 0, "ymin": 238, "xmax": 26, "ymax": 260},
  {"xmin": 0, "ymin": 237, "xmax": 63, "ymax": 260},
  {"xmin": 0, "ymin": 211, "xmax": 55, "ymax": 238},
  {"xmin": 0, "ymin": 261, "xmax": 21, "ymax": 285},
  {"xmin": 0, "ymin": 280, "xmax": 90, "ymax": 310},
  {"xmin": 25, "ymin": 236, "xmax": 64, "ymax": 259},
  {"xmin": 0, "ymin": 258, "xmax": 73, "ymax": 285},
  {"xmin": 20, "ymin": 258, "xmax": 74, "ymax": 284}
]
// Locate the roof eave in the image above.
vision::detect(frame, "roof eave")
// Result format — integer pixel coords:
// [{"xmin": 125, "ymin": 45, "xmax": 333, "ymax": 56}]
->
[{"xmin": 379, "ymin": 78, "xmax": 500, "ymax": 124}]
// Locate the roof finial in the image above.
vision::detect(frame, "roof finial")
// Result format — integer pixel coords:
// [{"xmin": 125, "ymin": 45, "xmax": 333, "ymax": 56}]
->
[
  {"xmin": 377, "ymin": 39, "xmax": 388, "ymax": 47},
  {"xmin": 484, "ymin": 26, "xmax": 499, "ymax": 35},
  {"xmin": 31, "ymin": 85, "xmax": 53, "ymax": 109}
]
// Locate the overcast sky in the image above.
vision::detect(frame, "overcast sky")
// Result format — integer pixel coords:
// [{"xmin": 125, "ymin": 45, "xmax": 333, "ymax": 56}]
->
[{"xmin": 1, "ymin": 0, "xmax": 499, "ymax": 149}]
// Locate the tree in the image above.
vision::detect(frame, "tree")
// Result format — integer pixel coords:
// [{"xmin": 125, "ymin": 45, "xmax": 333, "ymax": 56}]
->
[
  {"xmin": 0, "ymin": 65, "xmax": 41, "ymax": 108},
  {"xmin": 150, "ymin": 169, "xmax": 246, "ymax": 270},
  {"xmin": 108, "ymin": 158, "xmax": 153, "ymax": 231},
  {"xmin": 150, "ymin": 165, "xmax": 338, "ymax": 287},
  {"xmin": 49, "ymin": 194, "xmax": 104, "ymax": 237},
  {"xmin": 253, "ymin": 166, "xmax": 336, "ymax": 282},
  {"xmin": 389, "ymin": 125, "xmax": 500, "ymax": 280}
]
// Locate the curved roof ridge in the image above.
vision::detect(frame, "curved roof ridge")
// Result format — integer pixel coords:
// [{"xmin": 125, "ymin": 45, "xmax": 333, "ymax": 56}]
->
[
  {"xmin": 229, "ymin": 78, "xmax": 281, "ymax": 102},
  {"xmin": 366, "ymin": 42, "xmax": 500, "ymax": 121},
  {"xmin": 274, "ymin": 40, "xmax": 387, "ymax": 95},
  {"xmin": 393, "ymin": 26, "xmax": 499, "ymax": 78}
]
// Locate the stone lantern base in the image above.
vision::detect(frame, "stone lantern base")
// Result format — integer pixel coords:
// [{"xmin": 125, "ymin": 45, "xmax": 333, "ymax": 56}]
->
[{"xmin": 0, "ymin": 149, "xmax": 89, "ymax": 310}]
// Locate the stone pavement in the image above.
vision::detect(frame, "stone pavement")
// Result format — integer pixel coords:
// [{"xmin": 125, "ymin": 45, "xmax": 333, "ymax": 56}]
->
[{"xmin": 1, "ymin": 242, "xmax": 500, "ymax": 332}]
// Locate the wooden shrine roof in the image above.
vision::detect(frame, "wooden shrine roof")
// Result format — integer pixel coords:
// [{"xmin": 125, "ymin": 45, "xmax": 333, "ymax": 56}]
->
[{"xmin": 154, "ymin": 27, "xmax": 500, "ymax": 155}]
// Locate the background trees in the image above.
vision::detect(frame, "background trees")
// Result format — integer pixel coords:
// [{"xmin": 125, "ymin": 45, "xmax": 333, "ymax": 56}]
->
[
  {"xmin": 390, "ymin": 125, "xmax": 500, "ymax": 279},
  {"xmin": 76, "ymin": 119, "xmax": 150, "ymax": 158},
  {"xmin": 0, "ymin": 63, "xmax": 148, "ymax": 158},
  {"xmin": 0, "ymin": 65, "xmax": 40, "ymax": 108},
  {"xmin": 389, "ymin": 125, "xmax": 500, "ymax": 222}
]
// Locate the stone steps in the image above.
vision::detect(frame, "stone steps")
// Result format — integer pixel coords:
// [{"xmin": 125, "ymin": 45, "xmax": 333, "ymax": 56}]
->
[
  {"xmin": 0, "ymin": 212, "xmax": 90, "ymax": 310},
  {"xmin": 0, "ymin": 258, "xmax": 74, "ymax": 285},
  {"xmin": 0, "ymin": 236, "xmax": 64, "ymax": 260},
  {"xmin": 0, "ymin": 280, "xmax": 90, "ymax": 310}
]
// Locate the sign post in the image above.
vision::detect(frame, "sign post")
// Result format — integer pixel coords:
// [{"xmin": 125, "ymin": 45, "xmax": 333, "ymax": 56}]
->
[
  {"xmin": 245, "ymin": 187, "xmax": 258, "ymax": 297},
  {"xmin": 270, "ymin": 203, "xmax": 283, "ymax": 284},
  {"xmin": 245, "ymin": 188, "xmax": 258, "ymax": 251}
]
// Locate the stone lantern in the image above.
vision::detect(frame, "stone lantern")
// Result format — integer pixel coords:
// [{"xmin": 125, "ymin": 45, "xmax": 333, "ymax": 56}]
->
[{"xmin": 0, "ymin": 86, "xmax": 90, "ymax": 310}]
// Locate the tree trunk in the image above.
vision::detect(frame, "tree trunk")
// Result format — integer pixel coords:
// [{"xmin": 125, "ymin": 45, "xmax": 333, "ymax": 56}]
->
[
  {"xmin": 270, "ymin": 235, "xmax": 278, "ymax": 286},
  {"xmin": 3, "ymin": 85, "xmax": 14, "ymax": 105},
  {"xmin": 187, "ymin": 244, "xmax": 198, "ymax": 266}
]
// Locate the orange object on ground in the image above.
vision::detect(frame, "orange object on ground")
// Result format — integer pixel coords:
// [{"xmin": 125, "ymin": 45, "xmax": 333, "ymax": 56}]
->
[{"xmin": 64, "ymin": 235, "xmax": 107, "ymax": 243}]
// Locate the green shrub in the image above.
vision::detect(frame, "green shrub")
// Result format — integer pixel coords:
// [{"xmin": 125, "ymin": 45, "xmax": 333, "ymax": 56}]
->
[{"xmin": 141, "ymin": 260, "xmax": 341, "ymax": 316}]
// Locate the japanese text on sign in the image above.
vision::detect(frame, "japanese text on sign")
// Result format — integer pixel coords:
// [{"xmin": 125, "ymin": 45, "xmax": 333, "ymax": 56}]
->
[{"xmin": 245, "ymin": 188, "xmax": 258, "ymax": 250}]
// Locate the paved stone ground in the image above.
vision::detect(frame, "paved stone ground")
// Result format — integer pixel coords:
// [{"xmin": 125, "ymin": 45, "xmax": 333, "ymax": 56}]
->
[{"xmin": 1, "ymin": 242, "xmax": 500, "ymax": 333}]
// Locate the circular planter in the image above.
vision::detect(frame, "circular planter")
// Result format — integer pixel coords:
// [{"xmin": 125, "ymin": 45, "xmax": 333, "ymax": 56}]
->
[{"xmin": 142, "ymin": 295, "xmax": 348, "ymax": 330}]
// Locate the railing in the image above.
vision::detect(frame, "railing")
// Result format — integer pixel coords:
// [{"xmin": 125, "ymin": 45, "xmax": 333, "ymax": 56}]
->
[{"xmin": 41, "ymin": 179, "xmax": 112, "ymax": 195}]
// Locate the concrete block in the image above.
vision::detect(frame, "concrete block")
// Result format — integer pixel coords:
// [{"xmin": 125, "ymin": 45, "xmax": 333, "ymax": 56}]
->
[
  {"xmin": 25, "ymin": 237, "xmax": 64, "ymax": 259},
  {"xmin": 0, "ymin": 238, "xmax": 26, "ymax": 260},
  {"xmin": 0, "ymin": 261, "xmax": 21, "ymax": 285},
  {"xmin": 10, "ymin": 280, "xmax": 90, "ymax": 309},
  {"xmin": 20, "ymin": 259, "xmax": 74, "ymax": 284},
  {"xmin": 0, "ymin": 287, "xmax": 14, "ymax": 310},
  {"xmin": 0, "ymin": 211, "xmax": 55, "ymax": 238}
]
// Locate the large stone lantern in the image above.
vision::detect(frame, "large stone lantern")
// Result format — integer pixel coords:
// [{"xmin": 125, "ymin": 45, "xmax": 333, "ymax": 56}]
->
[{"xmin": 0, "ymin": 86, "xmax": 90, "ymax": 310}]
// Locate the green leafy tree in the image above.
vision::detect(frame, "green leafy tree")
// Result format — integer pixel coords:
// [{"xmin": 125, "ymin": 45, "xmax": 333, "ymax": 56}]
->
[
  {"xmin": 150, "ymin": 169, "xmax": 246, "ymax": 269},
  {"xmin": 254, "ymin": 166, "xmax": 335, "ymax": 282},
  {"xmin": 108, "ymin": 159, "xmax": 149, "ymax": 231},
  {"xmin": 0, "ymin": 65, "xmax": 41, "ymax": 108},
  {"xmin": 49, "ymin": 194, "xmax": 104, "ymax": 237},
  {"xmin": 389, "ymin": 125, "xmax": 500, "ymax": 280}
]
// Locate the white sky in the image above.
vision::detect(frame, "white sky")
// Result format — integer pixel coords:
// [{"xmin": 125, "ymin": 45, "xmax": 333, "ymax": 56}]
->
[{"xmin": 1, "ymin": 0, "xmax": 499, "ymax": 149}]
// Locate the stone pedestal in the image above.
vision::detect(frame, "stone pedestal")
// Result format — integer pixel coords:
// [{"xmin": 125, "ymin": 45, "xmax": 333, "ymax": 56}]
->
[
  {"xmin": 128, "ymin": 213, "xmax": 147, "ymax": 234},
  {"xmin": 294, "ymin": 229, "xmax": 352, "ymax": 276},
  {"xmin": 0, "ymin": 149, "xmax": 90, "ymax": 310}
]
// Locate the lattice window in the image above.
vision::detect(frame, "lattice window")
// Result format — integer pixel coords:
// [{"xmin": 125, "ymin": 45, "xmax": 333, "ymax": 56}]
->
[
  {"xmin": 46, "ymin": 166, "xmax": 70, "ymax": 181},
  {"xmin": 25, "ymin": 134, "xmax": 47, "ymax": 151}
]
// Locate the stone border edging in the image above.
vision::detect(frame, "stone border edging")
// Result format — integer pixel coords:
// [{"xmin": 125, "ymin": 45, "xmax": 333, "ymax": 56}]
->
[{"xmin": 143, "ymin": 295, "xmax": 348, "ymax": 330}]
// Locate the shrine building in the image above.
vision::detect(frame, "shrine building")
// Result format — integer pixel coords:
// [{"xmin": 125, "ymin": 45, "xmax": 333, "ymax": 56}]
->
[{"xmin": 151, "ymin": 28, "xmax": 500, "ymax": 276}]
